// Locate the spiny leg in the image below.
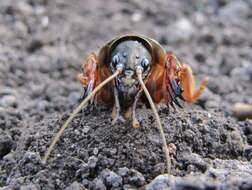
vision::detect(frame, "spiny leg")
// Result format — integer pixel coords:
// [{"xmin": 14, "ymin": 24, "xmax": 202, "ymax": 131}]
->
[
  {"xmin": 179, "ymin": 64, "xmax": 208, "ymax": 103},
  {"xmin": 111, "ymin": 87, "xmax": 125, "ymax": 124},
  {"xmin": 77, "ymin": 53, "xmax": 97, "ymax": 89},
  {"xmin": 165, "ymin": 52, "xmax": 184, "ymax": 109},
  {"xmin": 77, "ymin": 53, "xmax": 97, "ymax": 112}
]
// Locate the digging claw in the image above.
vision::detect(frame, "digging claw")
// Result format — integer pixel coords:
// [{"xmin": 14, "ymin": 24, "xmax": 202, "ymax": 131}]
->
[{"xmin": 132, "ymin": 119, "xmax": 141, "ymax": 128}]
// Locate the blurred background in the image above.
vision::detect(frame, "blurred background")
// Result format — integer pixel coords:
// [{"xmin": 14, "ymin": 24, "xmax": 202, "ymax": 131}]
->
[
  {"xmin": 0, "ymin": 0, "xmax": 251, "ymax": 120},
  {"xmin": 0, "ymin": 0, "xmax": 252, "ymax": 189}
]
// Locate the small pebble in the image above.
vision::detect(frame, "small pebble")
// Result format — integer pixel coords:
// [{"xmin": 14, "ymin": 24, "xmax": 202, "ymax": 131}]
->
[
  {"xmin": 27, "ymin": 39, "xmax": 44, "ymax": 53},
  {"xmin": 20, "ymin": 184, "xmax": 39, "ymax": 190},
  {"xmin": 102, "ymin": 169, "xmax": 123, "ymax": 188},
  {"xmin": 219, "ymin": 1, "xmax": 250, "ymax": 24},
  {"xmin": 93, "ymin": 178, "xmax": 106, "ymax": 190},
  {"xmin": 23, "ymin": 151, "xmax": 42, "ymax": 164},
  {"xmin": 247, "ymin": 135, "xmax": 252, "ymax": 145},
  {"xmin": 88, "ymin": 156, "xmax": 98, "ymax": 169},
  {"xmin": 123, "ymin": 184, "xmax": 137, "ymax": 190},
  {"xmin": 3, "ymin": 152, "xmax": 15, "ymax": 163},
  {"xmin": 0, "ymin": 133, "xmax": 14, "ymax": 158},
  {"xmin": 131, "ymin": 12, "xmax": 142, "ymax": 22},
  {"xmin": 65, "ymin": 181, "xmax": 84, "ymax": 190},
  {"xmin": 17, "ymin": 1, "xmax": 33, "ymax": 16},
  {"xmin": 118, "ymin": 167, "xmax": 130, "ymax": 177},
  {"xmin": 128, "ymin": 169, "xmax": 145, "ymax": 187},
  {"xmin": 93, "ymin": 147, "xmax": 99, "ymax": 155},
  {"xmin": 146, "ymin": 175, "xmax": 173, "ymax": 190},
  {"xmin": 75, "ymin": 163, "xmax": 90, "ymax": 179},
  {"xmin": 0, "ymin": 95, "xmax": 17, "ymax": 108},
  {"xmin": 83, "ymin": 126, "xmax": 90, "ymax": 134}
]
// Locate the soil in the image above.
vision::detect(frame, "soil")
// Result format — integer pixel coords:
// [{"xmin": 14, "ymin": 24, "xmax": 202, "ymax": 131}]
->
[{"xmin": 0, "ymin": 0, "xmax": 252, "ymax": 189}]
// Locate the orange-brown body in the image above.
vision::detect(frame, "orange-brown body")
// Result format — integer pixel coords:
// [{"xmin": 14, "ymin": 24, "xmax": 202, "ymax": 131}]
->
[{"xmin": 78, "ymin": 35, "xmax": 208, "ymax": 126}]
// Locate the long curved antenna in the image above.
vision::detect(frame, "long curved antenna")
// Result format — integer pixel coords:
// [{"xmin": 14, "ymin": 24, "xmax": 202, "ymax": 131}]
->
[
  {"xmin": 42, "ymin": 69, "xmax": 122, "ymax": 163},
  {"xmin": 137, "ymin": 68, "xmax": 171, "ymax": 174}
]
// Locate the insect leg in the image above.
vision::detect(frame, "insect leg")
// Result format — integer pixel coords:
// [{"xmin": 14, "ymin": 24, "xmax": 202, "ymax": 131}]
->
[
  {"xmin": 162, "ymin": 53, "xmax": 184, "ymax": 109},
  {"xmin": 132, "ymin": 90, "xmax": 142, "ymax": 128},
  {"xmin": 111, "ymin": 87, "xmax": 125, "ymax": 124},
  {"xmin": 77, "ymin": 53, "xmax": 97, "ymax": 112},
  {"xmin": 179, "ymin": 64, "xmax": 208, "ymax": 103}
]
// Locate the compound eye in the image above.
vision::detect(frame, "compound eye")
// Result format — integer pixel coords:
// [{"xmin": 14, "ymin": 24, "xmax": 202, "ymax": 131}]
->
[
  {"xmin": 141, "ymin": 58, "xmax": 150, "ymax": 71},
  {"xmin": 112, "ymin": 54, "xmax": 120, "ymax": 68}
]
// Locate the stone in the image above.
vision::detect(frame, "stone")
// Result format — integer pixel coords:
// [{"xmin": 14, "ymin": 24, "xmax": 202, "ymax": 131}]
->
[
  {"xmin": 27, "ymin": 39, "xmax": 44, "ymax": 53},
  {"xmin": 83, "ymin": 126, "xmax": 90, "ymax": 134},
  {"xmin": 247, "ymin": 134, "xmax": 252, "ymax": 145},
  {"xmin": 88, "ymin": 156, "xmax": 98, "ymax": 169},
  {"xmin": 230, "ymin": 60, "xmax": 252, "ymax": 81},
  {"xmin": 219, "ymin": 1, "xmax": 250, "ymax": 24},
  {"xmin": 37, "ymin": 100, "xmax": 49, "ymax": 111},
  {"xmin": 128, "ymin": 169, "xmax": 145, "ymax": 187},
  {"xmin": 20, "ymin": 152, "xmax": 43, "ymax": 175},
  {"xmin": 244, "ymin": 147, "xmax": 252, "ymax": 160},
  {"xmin": 0, "ymin": 132, "xmax": 13, "ymax": 159},
  {"xmin": 75, "ymin": 163, "xmax": 90, "ymax": 179},
  {"xmin": 101, "ymin": 169, "xmax": 122, "ymax": 188},
  {"xmin": 146, "ymin": 175, "xmax": 173, "ymax": 190},
  {"xmin": 92, "ymin": 178, "xmax": 106, "ymax": 190},
  {"xmin": 183, "ymin": 153, "xmax": 207, "ymax": 172},
  {"xmin": 0, "ymin": 95, "xmax": 17, "ymax": 108},
  {"xmin": 0, "ymin": 88, "xmax": 17, "ymax": 96},
  {"xmin": 23, "ymin": 152, "xmax": 42, "ymax": 163},
  {"xmin": 118, "ymin": 167, "xmax": 130, "ymax": 177},
  {"xmin": 122, "ymin": 184, "xmax": 138, "ymax": 190},
  {"xmin": 174, "ymin": 179, "xmax": 203, "ymax": 190},
  {"xmin": 65, "ymin": 181, "xmax": 85, "ymax": 190},
  {"xmin": 17, "ymin": 1, "xmax": 33, "ymax": 16},
  {"xmin": 93, "ymin": 148, "xmax": 99, "ymax": 155},
  {"xmin": 20, "ymin": 184, "xmax": 39, "ymax": 190}
]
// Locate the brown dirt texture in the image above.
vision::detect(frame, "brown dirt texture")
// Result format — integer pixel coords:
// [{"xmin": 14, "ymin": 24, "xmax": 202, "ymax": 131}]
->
[{"xmin": 0, "ymin": 0, "xmax": 252, "ymax": 189}]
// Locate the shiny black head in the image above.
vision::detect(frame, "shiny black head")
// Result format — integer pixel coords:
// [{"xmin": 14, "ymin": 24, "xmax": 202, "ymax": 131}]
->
[{"xmin": 110, "ymin": 40, "xmax": 152, "ymax": 95}]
